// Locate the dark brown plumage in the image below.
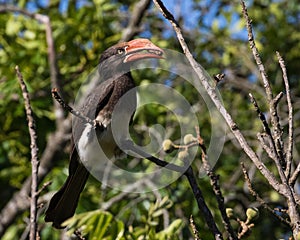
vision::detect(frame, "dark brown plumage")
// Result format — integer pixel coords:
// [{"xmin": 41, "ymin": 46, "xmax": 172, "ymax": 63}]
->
[{"xmin": 45, "ymin": 39, "xmax": 163, "ymax": 228}]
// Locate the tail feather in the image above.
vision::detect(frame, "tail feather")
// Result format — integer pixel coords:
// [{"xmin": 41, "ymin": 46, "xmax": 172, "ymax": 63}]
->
[{"xmin": 45, "ymin": 159, "xmax": 89, "ymax": 228}]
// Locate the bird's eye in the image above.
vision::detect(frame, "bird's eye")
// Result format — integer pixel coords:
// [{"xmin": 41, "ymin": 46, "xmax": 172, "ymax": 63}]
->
[{"xmin": 117, "ymin": 48, "xmax": 125, "ymax": 55}]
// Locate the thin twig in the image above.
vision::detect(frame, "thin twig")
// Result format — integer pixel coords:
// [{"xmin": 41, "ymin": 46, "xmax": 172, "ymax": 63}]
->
[
  {"xmin": 41, "ymin": 15, "xmax": 65, "ymax": 125},
  {"xmin": 36, "ymin": 181, "xmax": 52, "ymax": 197},
  {"xmin": 249, "ymin": 93, "xmax": 279, "ymax": 163},
  {"xmin": 120, "ymin": 0, "xmax": 151, "ymax": 42},
  {"xmin": 195, "ymin": 127, "xmax": 238, "ymax": 240},
  {"xmin": 241, "ymin": 162, "xmax": 291, "ymax": 226},
  {"xmin": 276, "ymin": 52, "xmax": 294, "ymax": 179},
  {"xmin": 240, "ymin": 1, "xmax": 285, "ymax": 167},
  {"xmin": 184, "ymin": 167, "xmax": 223, "ymax": 240},
  {"xmin": 273, "ymin": 92, "xmax": 284, "ymax": 108},
  {"xmin": 236, "ymin": 218, "xmax": 254, "ymax": 239},
  {"xmin": 120, "ymin": 140, "xmax": 185, "ymax": 173},
  {"xmin": 257, "ymin": 133, "xmax": 277, "ymax": 162},
  {"xmin": 249, "ymin": 93, "xmax": 273, "ymax": 137},
  {"xmin": 289, "ymin": 163, "xmax": 300, "ymax": 187},
  {"xmin": 190, "ymin": 215, "xmax": 201, "ymax": 240},
  {"xmin": 51, "ymin": 88, "xmax": 94, "ymax": 125},
  {"xmin": 15, "ymin": 66, "xmax": 39, "ymax": 240}
]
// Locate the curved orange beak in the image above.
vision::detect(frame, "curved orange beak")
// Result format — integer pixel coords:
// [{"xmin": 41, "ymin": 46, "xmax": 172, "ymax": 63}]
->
[{"xmin": 123, "ymin": 38, "xmax": 164, "ymax": 63}]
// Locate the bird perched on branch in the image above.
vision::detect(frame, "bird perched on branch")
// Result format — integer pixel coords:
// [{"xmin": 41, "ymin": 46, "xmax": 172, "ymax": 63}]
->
[{"xmin": 45, "ymin": 39, "xmax": 164, "ymax": 228}]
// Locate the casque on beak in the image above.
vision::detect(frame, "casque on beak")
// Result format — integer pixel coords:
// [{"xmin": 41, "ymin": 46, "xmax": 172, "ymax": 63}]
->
[{"xmin": 123, "ymin": 38, "xmax": 164, "ymax": 63}]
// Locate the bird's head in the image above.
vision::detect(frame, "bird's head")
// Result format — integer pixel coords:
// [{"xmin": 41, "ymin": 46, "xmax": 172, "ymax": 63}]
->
[{"xmin": 98, "ymin": 38, "xmax": 164, "ymax": 80}]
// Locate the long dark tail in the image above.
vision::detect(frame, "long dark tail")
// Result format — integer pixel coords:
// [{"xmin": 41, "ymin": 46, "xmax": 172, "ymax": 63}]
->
[{"xmin": 45, "ymin": 156, "xmax": 89, "ymax": 229}]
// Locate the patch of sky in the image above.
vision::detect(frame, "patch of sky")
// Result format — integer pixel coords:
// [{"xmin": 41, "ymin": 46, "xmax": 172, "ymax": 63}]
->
[
  {"xmin": 59, "ymin": 0, "xmax": 68, "ymax": 13},
  {"xmin": 230, "ymin": 13, "xmax": 248, "ymax": 41},
  {"xmin": 248, "ymin": 73, "xmax": 257, "ymax": 83},
  {"xmin": 26, "ymin": 0, "xmax": 48, "ymax": 13}
]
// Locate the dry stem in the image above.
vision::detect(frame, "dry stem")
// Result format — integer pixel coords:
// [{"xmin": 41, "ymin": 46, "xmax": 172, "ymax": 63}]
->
[{"xmin": 15, "ymin": 66, "xmax": 39, "ymax": 240}]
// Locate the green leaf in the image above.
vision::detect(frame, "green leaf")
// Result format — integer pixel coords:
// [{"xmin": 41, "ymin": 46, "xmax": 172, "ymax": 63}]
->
[
  {"xmin": 6, "ymin": 17, "xmax": 21, "ymax": 36},
  {"xmin": 156, "ymin": 219, "xmax": 184, "ymax": 238},
  {"xmin": 63, "ymin": 210, "xmax": 125, "ymax": 240}
]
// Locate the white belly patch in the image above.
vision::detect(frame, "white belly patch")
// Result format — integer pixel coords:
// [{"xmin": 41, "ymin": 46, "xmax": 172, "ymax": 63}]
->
[{"xmin": 77, "ymin": 123, "xmax": 119, "ymax": 169}]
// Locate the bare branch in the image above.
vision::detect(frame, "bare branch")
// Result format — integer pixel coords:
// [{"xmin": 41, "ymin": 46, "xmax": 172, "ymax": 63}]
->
[
  {"xmin": 236, "ymin": 218, "xmax": 254, "ymax": 239},
  {"xmin": 249, "ymin": 93, "xmax": 282, "ymax": 165},
  {"xmin": 41, "ymin": 16, "xmax": 65, "ymax": 125},
  {"xmin": 257, "ymin": 133, "xmax": 277, "ymax": 162},
  {"xmin": 273, "ymin": 92, "xmax": 284, "ymax": 108},
  {"xmin": 184, "ymin": 166, "xmax": 223, "ymax": 239},
  {"xmin": 289, "ymin": 163, "xmax": 300, "ymax": 187},
  {"xmin": 240, "ymin": 0, "xmax": 285, "ymax": 168},
  {"xmin": 195, "ymin": 127, "xmax": 237, "ymax": 240},
  {"xmin": 121, "ymin": 140, "xmax": 185, "ymax": 172},
  {"xmin": 241, "ymin": 2, "xmax": 300, "ymax": 236},
  {"xmin": 0, "ymin": 5, "xmax": 35, "ymax": 17},
  {"xmin": 15, "ymin": 66, "xmax": 39, "ymax": 240},
  {"xmin": 190, "ymin": 215, "xmax": 201, "ymax": 240},
  {"xmin": 249, "ymin": 93, "xmax": 273, "ymax": 137},
  {"xmin": 120, "ymin": 0, "xmax": 151, "ymax": 42},
  {"xmin": 240, "ymin": 3, "xmax": 300, "ymax": 235},
  {"xmin": 276, "ymin": 52, "xmax": 294, "ymax": 179}
]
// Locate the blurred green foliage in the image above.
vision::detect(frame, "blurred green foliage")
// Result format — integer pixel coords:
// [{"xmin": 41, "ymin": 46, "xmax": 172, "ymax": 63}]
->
[{"xmin": 0, "ymin": 0, "xmax": 299, "ymax": 239}]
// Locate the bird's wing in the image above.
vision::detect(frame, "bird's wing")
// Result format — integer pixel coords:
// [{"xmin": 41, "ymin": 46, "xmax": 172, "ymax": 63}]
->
[{"xmin": 72, "ymin": 79, "xmax": 116, "ymax": 143}]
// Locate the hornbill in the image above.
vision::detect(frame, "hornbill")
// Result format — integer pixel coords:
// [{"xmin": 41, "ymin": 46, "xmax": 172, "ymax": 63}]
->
[{"xmin": 45, "ymin": 39, "xmax": 164, "ymax": 228}]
